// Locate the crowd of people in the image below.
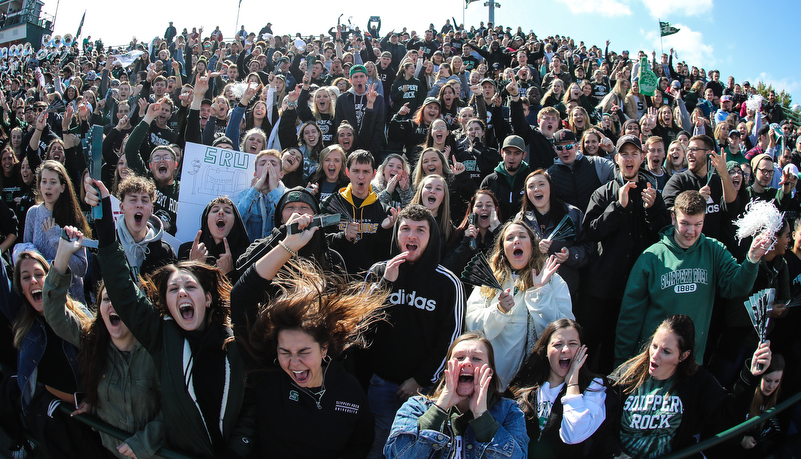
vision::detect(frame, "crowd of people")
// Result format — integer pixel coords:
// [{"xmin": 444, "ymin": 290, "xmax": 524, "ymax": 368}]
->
[{"xmin": 0, "ymin": 14, "xmax": 799, "ymax": 459}]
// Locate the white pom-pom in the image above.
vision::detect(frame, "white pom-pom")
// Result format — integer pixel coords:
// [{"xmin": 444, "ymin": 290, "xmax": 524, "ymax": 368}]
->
[
  {"xmin": 229, "ymin": 82, "xmax": 249, "ymax": 100},
  {"xmin": 746, "ymin": 95, "xmax": 764, "ymax": 113},
  {"xmin": 734, "ymin": 200, "xmax": 784, "ymax": 251}
]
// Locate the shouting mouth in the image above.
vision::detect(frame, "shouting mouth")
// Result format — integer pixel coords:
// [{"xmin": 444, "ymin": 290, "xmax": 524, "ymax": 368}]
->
[
  {"xmin": 292, "ymin": 369, "xmax": 310, "ymax": 384},
  {"xmin": 109, "ymin": 311, "xmax": 122, "ymax": 326},
  {"xmin": 178, "ymin": 302, "xmax": 195, "ymax": 321}
]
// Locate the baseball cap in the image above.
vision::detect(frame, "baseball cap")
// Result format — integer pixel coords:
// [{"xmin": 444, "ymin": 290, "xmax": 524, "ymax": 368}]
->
[
  {"xmin": 728, "ymin": 129, "xmax": 741, "ymax": 137},
  {"xmin": 349, "ymin": 64, "xmax": 367, "ymax": 77},
  {"xmin": 553, "ymin": 129, "xmax": 577, "ymax": 144},
  {"xmin": 502, "ymin": 135, "xmax": 526, "ymax": 152},
  {"xmin": 616, "ymin": 134, "xmax": 642, "ymax": 151},
  {"xmin": 721, "ymin": 95, "xmax": 732, "ymax": 102},
  {"xmin": 422, "ymin": 97, "xmax": 441, "ymax": 108}
]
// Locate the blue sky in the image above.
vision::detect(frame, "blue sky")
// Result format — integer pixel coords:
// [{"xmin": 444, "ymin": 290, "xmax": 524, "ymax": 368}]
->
[{"xmin": 42, "ymin": 0, "xmax": 799, "ymax": 105}]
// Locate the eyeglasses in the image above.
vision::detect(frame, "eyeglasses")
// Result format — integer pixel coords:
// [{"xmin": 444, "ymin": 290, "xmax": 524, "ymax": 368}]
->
[
  {"xmin": 150, "ymin": 154, "xmax": 173, "ymax": 163},
  {"xmin": 555, "ymin": 143, "xmax": 576, "ymax": 151},
  {"xmin": 757, "ymin": 168, "xmax": 775, "ymax": 175},
  {"xmin": 686, "ymin": 147, "xmax": 710, "ymax": 154}
]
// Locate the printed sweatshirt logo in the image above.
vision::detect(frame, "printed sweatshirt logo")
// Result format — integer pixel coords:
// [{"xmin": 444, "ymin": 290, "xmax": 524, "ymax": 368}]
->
[
  {"xmin": 660, "ymin": 268, "xmax": 708, "ymax": 293},
  {"xmin": 389, "ymin": 289, "xmax": 437, "ymax": 311},
  {"xmin": 623, "ymin": 394, "xmax": 684, "ymax": 430},
  {"xmin": 334, "ymin": 401, "xmax": 360, "ymax": 414}
]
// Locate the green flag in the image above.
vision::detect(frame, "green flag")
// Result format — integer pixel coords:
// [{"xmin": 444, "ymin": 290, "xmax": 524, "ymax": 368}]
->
[
  {"xmin": 465, "ymin": 0, "xmax": 477, "ymax": 8},
  {"xmin": 76, "ymin": 10, "xmax": 86, "ymax": 39},
  {"xmin": 660, "ymin": 21, "xmax": 679, "ymax": 37}
]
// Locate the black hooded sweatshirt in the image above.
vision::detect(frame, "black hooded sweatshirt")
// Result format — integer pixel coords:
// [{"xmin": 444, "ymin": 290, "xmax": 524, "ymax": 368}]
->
[
  {"xmin": 365, "ymin": 211, "xmax": 465, "ymax": 386},
  {"xmin": 178, "ymin": 199, "xmax": 251, "ymax": 283}
]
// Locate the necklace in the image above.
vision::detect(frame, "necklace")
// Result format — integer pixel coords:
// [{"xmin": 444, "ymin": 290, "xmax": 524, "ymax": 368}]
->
[{"xmin": 291, "ymin": 363, "xmax": 330, "ymax": 409}]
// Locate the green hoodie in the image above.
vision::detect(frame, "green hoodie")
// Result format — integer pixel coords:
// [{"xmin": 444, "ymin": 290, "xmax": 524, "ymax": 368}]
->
[{"xmin": 615, "ymin": 225, "xmax": 759, "ymax": 366}]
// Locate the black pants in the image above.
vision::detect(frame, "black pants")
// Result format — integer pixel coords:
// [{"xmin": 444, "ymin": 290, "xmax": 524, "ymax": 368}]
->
[{"xmin": 576, "ymin": 293, "xmax": 623, "ymax": 375}]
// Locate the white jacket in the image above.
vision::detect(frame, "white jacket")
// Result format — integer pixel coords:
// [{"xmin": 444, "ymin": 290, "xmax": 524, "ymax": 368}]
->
[{"xmin": 466, "ymin": 275, "xmax": 573, "ymax": 388}]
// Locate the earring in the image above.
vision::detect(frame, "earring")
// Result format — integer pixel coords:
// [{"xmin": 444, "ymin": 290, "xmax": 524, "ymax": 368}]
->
[
  {"xmin": 273, "ymin": 358, "xmax": 279, "ymax": 365},
  {"xmin": 323, "ymin": 355, "xmax": 332, "ymax": 364}
]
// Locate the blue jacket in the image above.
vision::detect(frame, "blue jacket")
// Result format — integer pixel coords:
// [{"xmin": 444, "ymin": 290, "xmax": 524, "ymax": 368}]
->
[
  {"xmin": 0, "ymin": 260, "xmax": 80, "ymax": 414},
  {"xmin": 385, "ymin": 395, "xmax": 528, "ymax": 458}
]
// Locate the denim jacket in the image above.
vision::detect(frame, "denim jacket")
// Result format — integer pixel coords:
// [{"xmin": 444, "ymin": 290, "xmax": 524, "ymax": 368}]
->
[
  {"xmin": 385, "ymin": 395, "xmax": 528, "ymax": 459},
  {"xmin": 0, "ymin": 260, "xmax": 81, "ymax": 414},
  {"xmin": 236, "ymin": 183, "xmax": 286, "ymax": 241}
]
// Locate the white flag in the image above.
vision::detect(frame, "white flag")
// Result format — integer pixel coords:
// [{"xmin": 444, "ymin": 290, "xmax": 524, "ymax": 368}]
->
[{"xmin": 112, "ymin": 50, "xmax": 145, "ymax": 69}]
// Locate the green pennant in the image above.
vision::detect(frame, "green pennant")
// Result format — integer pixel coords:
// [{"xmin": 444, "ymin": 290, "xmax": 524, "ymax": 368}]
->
[{"xmin": 660, "ymin": 21, "xmax": 680, "ymax": 37}]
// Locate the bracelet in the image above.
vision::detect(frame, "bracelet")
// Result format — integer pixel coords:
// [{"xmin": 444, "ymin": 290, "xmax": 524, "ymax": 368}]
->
[
  {"xmin": 286, "ymin": 100, "xmax": 298, "ymax": 109},
  {"xmin": 278, "ymin": 241, "xmax": 297, "ymax": 257},
  {"xmin": 567, "ymin": 383, "xmax": 579, "ymax": 388}
]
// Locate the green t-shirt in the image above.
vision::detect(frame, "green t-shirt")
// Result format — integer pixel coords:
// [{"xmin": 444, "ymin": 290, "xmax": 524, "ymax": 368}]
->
[{"xmin": 620, "ymin": 377, "xmax": 684, "ymax": 459}]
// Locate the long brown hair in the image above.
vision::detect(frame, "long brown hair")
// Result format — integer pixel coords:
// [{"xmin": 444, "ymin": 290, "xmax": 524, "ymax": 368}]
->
[
  {"xmin": 78, "ymin": 282, "xmax": 112, "ymax": 409},
  {"xmin": 12, "ymin": 252, "xmax": 91, "ymax": 349},
  {"xmin": 614, "ymin": 314, "xmax": 698, "ymax": 395},
  {"xmin": 245, "ymin": 259, "xmax": 387, "ymax": 366},
  {"xmin": 141, "ymin": 261, "xmax": 232, "ymax": 330},
  {"xmin": 34, "ymin": 160, "xmax": 91, "ymax": 235},
  {"xmin": 520, "ymin": 170, "xmax": 568, "ymax": 227},
  {"xmin": 456, "ymin": 189, "xmax": 501, "ymax": 231},
  {"xmin": 510, "ymin": 319, "xmax": 600, "ymax": 419},
  {"xmin": 750, "ymin": 354, "xmax": 785, "ymax": 421}
]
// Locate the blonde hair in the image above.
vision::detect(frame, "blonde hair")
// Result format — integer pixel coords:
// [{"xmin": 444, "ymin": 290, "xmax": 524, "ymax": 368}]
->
[
  {"xmin": 411, "ymin": 174, "xmax": 452, "ymax": 241},
  {"xmin": 480, "ymin": 221, "xmax": 544, "ymax": 298}
]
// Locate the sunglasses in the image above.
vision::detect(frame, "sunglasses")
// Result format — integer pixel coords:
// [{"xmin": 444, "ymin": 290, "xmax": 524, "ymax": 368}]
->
[{"xmin": 555, "ymin": 143, "xmax": 576, "ymax": 151}]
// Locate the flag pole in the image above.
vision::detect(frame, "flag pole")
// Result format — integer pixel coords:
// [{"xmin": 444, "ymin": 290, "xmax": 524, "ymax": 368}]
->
[
  {"xmin": 235, "ymin": 0, "xmax": 242, "ymax": 37},
  {"xmin": 659, "ymin": 19, "xmax": 663, "ymax": 56}
]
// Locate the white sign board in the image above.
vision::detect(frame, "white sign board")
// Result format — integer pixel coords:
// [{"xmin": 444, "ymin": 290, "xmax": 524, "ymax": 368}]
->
[{"xmin": 175, "ymin": 142, "xmax": 255, "ymax": 243}]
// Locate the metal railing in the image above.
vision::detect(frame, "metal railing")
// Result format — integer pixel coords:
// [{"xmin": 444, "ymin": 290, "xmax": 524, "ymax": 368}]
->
[
  {"xmin": 54, "ymin": 403, "xmax": 194, "ymax": 459},
  {"xmin": 663, "ymin": 388, "xmax": 801, "ymax": 458},
  {"xmin": 55, "ymin": 387, "xmax": 801, "ymax": 459}
]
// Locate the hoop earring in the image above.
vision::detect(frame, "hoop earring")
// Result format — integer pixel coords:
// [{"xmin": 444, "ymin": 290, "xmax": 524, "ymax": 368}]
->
[
  {"xmin": 273, "ymin": 358, "xmax": 278, "ymax": 365},
  {"xmin": 323, "ymin": 355, "xmax": 332, "ymax": 364}
]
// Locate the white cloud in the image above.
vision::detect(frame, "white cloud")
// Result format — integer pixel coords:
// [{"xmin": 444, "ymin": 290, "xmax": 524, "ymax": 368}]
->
[
  {"xmin": 644, "ymin": 25, "xmax": 715, "ymax": 70},
  {"xmin": 555, "ymin": 0, "xmax": 632, "ymax": 16},
  {"xmin": 641, "ymin": 0, "xmax": 713, "ymax": 18},
  {"xmin": 752, "ymin": 73, "xmax": 801, "ymax": 96}
]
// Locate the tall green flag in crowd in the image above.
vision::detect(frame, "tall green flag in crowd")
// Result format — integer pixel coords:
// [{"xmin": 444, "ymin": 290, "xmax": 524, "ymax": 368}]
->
[
  {"xmin": 76, "ymin": 10, "xmax": 86, "ymax": 39},
  {"xmin": 465, "ymin": 0, "xmax": 477, "ymax": 8},
  {"xmin": 660, "ymin": 21, "xmax": 679, "ymax": 37}
]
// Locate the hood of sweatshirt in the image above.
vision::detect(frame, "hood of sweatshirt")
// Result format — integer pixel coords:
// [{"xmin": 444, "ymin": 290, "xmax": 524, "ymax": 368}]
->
[
  {"xmin": 338, "ymin": 183, "xmax": 378, "ymax": 208},
  {"xmin": 389, "ymin": 208, "xmax": 442, "ymax": 275},
  {"xmin": 199, "ymin": 199, "xmax": 250, "ymax": 260},
  {"xmin": 117, "ymin": 215, "xmax": 165, "ymax": 270},
  {"xmin": 493, "ymin": 160, "xmax": 529, "ymax": 187}
]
